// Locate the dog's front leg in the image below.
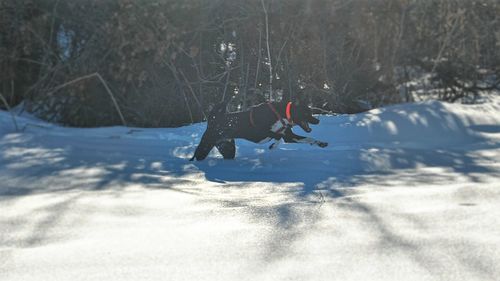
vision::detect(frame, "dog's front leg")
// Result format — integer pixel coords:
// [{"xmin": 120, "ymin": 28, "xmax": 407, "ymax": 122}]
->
[
  {"xmin": 190, "ymin": 131, "xmax": 217, "ymax": 161},
  {"xmin": 269, "ymin": 138, "xmax": 282, "ymax": 150},
  {"xmin": 283, "ymin": 128, "xmax": 328, "ymax": 148},
  {"xmin": 294, "ymin": 137, "xmax": 328, "ymax": 148},
  {"xmin": 268, "ymin": 131, "xmax": 283, "ymax": 150}
]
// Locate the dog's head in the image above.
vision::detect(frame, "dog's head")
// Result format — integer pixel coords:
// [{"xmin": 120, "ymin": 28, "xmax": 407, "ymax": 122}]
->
[{"xmin": 290, "ymin": 101, "xmax": 319, "ymax": 133}]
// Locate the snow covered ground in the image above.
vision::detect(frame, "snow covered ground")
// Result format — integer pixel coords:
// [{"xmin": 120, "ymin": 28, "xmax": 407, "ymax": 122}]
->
[{"xmin": 1, "ymin": 96, "xmax": 500, "ymax": 281}]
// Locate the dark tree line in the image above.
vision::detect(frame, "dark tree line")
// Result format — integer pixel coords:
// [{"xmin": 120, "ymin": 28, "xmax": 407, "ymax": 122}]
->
[{"xmin": 1, "ymin": 0, "xmax": 499, "ymax": 127}]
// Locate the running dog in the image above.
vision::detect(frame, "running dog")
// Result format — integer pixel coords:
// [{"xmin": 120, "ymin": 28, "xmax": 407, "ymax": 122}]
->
[{"xmin": 190, "ymin": 100, "xmax": 328, "ymax": 161}]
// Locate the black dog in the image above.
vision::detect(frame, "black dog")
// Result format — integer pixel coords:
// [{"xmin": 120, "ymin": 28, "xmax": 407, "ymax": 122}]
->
[{"xmin": 190, "ymin": 100, "xmax": 328, "ymax": 161}]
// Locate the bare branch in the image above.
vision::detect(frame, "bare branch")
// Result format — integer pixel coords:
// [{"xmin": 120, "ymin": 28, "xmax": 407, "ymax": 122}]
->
[
  {"xmin": 261, "ymin": 0, "xmax": 273, "ymax": 101},
  {"xmin": 45, "ymin": 73, "xmax": 128, "ymax": 127},
  {"xmin": 0, "ymin": 92, "xmax": 19, "ymax": 131},
  {"xmin": 179, "ymin": 70, "xmax": 207, "ymax": 120}
]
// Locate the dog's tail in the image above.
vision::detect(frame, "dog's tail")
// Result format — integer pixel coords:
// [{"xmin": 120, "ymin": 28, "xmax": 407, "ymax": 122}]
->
[{"xmin": 207, "ymin": 101, "xmax": 227, "ymax": 127}]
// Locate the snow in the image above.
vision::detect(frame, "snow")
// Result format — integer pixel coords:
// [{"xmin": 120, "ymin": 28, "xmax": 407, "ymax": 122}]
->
[{"xmin": 1, "ymin": 95, "xmax": 500, "ymax": 281}]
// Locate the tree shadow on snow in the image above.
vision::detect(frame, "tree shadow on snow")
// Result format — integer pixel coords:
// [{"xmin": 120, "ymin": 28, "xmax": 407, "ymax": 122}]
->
[
  {"xmin": 0, "ymin": 132, "xmax": 200, "ymax": 249},
  {"xmin": 191, "ymin": 142, "xmax": 499, "ymax": 198},
  {"xmin": 1, "ymin": 101, "xmax": 499, "ymax": 274}
]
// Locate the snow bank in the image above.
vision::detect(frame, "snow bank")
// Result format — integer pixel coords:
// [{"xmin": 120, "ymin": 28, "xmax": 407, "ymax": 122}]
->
[
  {"xmin": 2, "ymin": 95, "xmax": 498, "ymax": 149},
  {"xmin": 317, "ymin": 97, "xmax": 500, "ymax": 148}
]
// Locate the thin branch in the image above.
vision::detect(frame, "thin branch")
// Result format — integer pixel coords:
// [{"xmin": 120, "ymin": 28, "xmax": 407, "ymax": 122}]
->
[
  {"xmin": 276, "ymin": 37, "xmax": 289, "ymax": 66},
  {"xmin": 261, "ymin": 0, "xmax": 273, "ymax": 101},
  {"xmin": 0, "ymin": 92, "xmax": 19, "ymax": 131},
  {"xmin": 221, "ymin": 68, "xmax": 231, "ymax": 102},
  {"xmin": 391, "ymin": 5, "xmax": 410, "ymax": 78},
  {"xmin": 10, "ymin": 79, "xmax": 14, "ymax": 105},
  {"xmin": 180, "ymin": 84, "xmax": 194, "ymax": 124},
  {"xmin": 45, "ymin": 73, "xmax": 128, "ymax": 126},
  {"xmin": 45, "ymin": 73, "xmax": 98, "ymax": 96},
  {"xmin": 95, "ymin": 73, "xmax": 128, "ymax": 127},
  {"xmin": 48, "ymin": 0, "xmax": 61, "ymax": 55},
  {"xmin": 432, "ymin": 12, "xmax": 460, "ymax": 73},
  {"xmin": 13, "ymin": 57, "xmax": 51, "ymax": 66},
  {"xmin": 243, "ymin": 63, "xmax": 250, "ymax": 110},
  {"xmin": 254, "ymin": 26, "xmax": 262, "ymax": 90},
  {"xmin": 179, "ymin": 70, "xmax": 207, "ymax": 120}
]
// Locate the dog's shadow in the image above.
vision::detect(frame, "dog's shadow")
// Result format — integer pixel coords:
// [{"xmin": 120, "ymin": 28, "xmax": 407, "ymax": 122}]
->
[
  {"xmin": 187, "ymin": 139, "xmax": 497, "ymax": 199},
  {"xmin": 187, "ymin": 142, "xmax": 367, "ymax": 198}
]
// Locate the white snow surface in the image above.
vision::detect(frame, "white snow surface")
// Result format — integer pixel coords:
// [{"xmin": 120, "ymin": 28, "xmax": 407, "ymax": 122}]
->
[{"xmin": 1, "ymin": 96, "xmax": 500, "ymax": 281}]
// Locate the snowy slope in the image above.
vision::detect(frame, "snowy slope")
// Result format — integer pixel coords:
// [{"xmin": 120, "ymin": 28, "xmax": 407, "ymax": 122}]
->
[{"xmin": 1, "ymin": 96, "xmax": 500, "ymax": 281}]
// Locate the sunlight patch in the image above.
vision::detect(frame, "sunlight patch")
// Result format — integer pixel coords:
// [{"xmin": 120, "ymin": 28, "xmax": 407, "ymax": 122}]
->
[
  {"xmin": 3, "ymin": 147, "xmax": 64, "ymax": 159},
  {"xmin": 150, "ymin": 161, "xmax": 164, "ymax": 170},
  {"xmin": 59, "ymin": 167, "xmax": 107, "ymax": 177},
  {"xmin": 109, "ymin": 162, "xmax": 128, "ymax": 170},
  {"xmin": 0, "ymin": 133, "xmax": 32, "ymax": 144},
  {"xmin": 172, "ymin": 145, "xmax": 196, "ymax": 159},
  {"xmin": 249, "ymin": 158, "xmax": 262, "ymax": 170},
  {"xmin": 254, "ymin": 148, "xmax": 265, "ymax": 154},
  {"xmin": 3, "ymin": 147, "xmax": 66, "ymax": 168},
  {"xmin": 384, "ymin": 121, "xmax": 398, "ymax": 135},
  {"xmin": 360, "ymin": 148, "xmax": 391, "ymax": 171}
]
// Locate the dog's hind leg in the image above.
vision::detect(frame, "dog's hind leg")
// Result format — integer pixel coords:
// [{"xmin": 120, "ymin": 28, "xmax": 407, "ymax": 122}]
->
[
  {"xmin": 215, "ymin": 138, "xmax": 236, "ymax": 159},
  {"xmin": 190, "ymin": 131, "xmax": 217, "ymax": 161}
]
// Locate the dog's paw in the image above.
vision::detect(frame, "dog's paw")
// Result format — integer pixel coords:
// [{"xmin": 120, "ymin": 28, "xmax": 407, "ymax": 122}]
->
[
  {"xmin": 269, "ymin": 142, "xmax": 278, "ymax": 150},
  {"xmin": 269, "ymin": 139, "xmax": 282, "ymax": 150},
  {"xmin": 316, "ymin": 141, "xmax": 328, "ymax": 148}
]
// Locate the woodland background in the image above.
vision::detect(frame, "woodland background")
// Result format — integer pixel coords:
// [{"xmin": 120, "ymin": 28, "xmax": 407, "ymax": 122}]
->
[{"xmin": 0, "ymin": 0, "xmax": 499, "ymax": 127}]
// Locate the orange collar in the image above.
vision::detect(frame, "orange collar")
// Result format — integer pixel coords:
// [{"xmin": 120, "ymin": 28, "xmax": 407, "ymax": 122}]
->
[
  {"xmin": 249, "ymin": 102, "xmax": 294, "ymax": 128},
  {"xmin": 286, "ymin": 102, "xmax": 293, "ymax": 124}
]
